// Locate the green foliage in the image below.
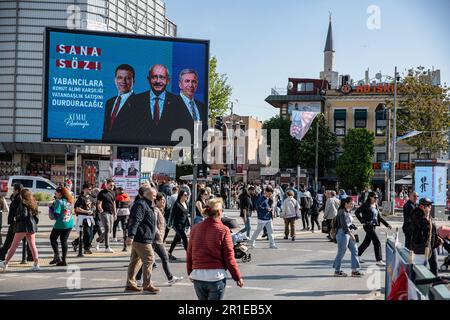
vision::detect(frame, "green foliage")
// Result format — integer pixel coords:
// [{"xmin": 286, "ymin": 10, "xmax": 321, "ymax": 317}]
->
[
  {"xmin": 33, "ymin": 192, "xmax": 53, "ymax": 202},
  {"xmin": 336, "ymin": 128, "xmax": 375, "ymax": 190},
  {"xmin": 262, "ymin": 114, "xmax": 338, "ymax": 172},
  {"xmin": 298, "ymin": 114, "xmax": 338, "ymax": 176},
  {"xmin": 209, "ymin": 57, "xmax": 232, "ymax": 121},
  {"xmin": 388, "ymin": 66, "xmax": 450, "ymax": 157}
]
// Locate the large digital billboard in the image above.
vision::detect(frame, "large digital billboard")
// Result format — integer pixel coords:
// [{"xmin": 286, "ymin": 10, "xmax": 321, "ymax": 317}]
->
[{"xmin": 43, "ymin": 28, "xmax": 209, "ymax": 147}]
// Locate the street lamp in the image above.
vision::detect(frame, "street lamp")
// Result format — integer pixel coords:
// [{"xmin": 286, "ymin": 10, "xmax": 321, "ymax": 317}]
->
[{"xmin": 376, "ymin": 103, "xmax": 391, "ymax": 206}]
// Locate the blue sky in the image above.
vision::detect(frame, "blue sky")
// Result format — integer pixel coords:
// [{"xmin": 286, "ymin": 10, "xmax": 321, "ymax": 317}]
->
[{"xmin": 165, "ymin": 0, "xmax": 450, "ymax": 121}]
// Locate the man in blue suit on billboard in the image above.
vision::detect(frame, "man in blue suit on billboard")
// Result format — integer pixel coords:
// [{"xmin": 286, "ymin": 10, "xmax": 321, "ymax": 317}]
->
[
  {"xmin": 132, "ymin": 64, "xmax": 180, "ymax": 145},
  {"xmin": 102, "ymin": 64, "xmax": 136, "ymax": 143},
  {"xmin": 175, "ymin": 69, "xmax": 206, "ymax": 140}
]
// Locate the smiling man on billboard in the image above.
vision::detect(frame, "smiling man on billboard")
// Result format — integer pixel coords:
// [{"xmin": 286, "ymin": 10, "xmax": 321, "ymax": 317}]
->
[{"xmin": 102, "ymin": 64, "xmax": 136, "ymax": 142}]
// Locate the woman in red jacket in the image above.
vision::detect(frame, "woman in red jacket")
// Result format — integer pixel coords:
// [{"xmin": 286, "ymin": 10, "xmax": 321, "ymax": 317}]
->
[{"xmin": 187, "ymin": 198, "xmax": 244, "ymax": 300}]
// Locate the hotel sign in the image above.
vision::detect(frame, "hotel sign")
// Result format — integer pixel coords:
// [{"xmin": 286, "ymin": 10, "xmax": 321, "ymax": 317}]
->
[{"xmin": 340, "ymin": 84, "xmax": 394, "ymax": 95}]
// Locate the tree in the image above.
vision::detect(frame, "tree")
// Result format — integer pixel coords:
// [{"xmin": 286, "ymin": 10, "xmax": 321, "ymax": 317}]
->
[
  {"xmin": 262, "ymin": 114, "xmax": 338, "ymax": 172},
  {"xmin": 262, "ymin": 115, "xmax": 299, "ymax": 169},
  {"xmin": 389, "ymin": 66, "xmax": 450, "ymax": 158},
  {"xmin": 336, "ymin": 128, "xmax": 375, "ymax": 191},
  {"xmin": 297, "ymin": 114, "xmax": 338, "ymax": 177},
  {"xmin": 209, "ymin": 56, "xmax": 232, "ymax": 121}
]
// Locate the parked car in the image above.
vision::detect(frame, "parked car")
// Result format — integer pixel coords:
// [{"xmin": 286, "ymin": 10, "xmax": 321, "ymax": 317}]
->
[
  {"xmin": 6, "ymin": 175, "xmax": 57, "ymax": 198},
  {"xmin": 0, "ymin": 180, "xmax": 8, "ymax": 195}
]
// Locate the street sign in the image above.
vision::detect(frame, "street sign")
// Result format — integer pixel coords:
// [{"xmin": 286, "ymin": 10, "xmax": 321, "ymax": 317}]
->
[{"xmin": 381, "ymin": 161, "xmax": 391, "ymax": 171}]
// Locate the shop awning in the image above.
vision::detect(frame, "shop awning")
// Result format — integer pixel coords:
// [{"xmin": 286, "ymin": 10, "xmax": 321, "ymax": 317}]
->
[{"xmin": 334, "ymin": 110, "xmax": 346, "ymax": 120}]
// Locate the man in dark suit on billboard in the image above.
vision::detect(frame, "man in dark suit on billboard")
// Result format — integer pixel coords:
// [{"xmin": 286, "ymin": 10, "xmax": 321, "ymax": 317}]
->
[
  {"xmin": 175, "ymin": 69, "xmax": 206, "ymax": 140},
  {"xmin": 114, "ymin": 163, "xmax": 125, "ymax": 176},
  {"xmin": 102, "ymin": 64, "xmax": 136, "ymax": 143},
  {"xmin": 132, "ymin": 64, "xmax": 180, "ymax": 145},
  {"xmin": 127, "ymin": 163, "xmax": 139, "ymax": 177}
]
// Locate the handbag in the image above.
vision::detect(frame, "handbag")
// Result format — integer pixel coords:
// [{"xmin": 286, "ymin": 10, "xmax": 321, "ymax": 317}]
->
[
  {"xmin": 48, "ymin": 205, "xmax": 56, "ymax": 220},
  {"xmin": 321, "ymin": 220, "xmax": 329, "ymax": 233}
]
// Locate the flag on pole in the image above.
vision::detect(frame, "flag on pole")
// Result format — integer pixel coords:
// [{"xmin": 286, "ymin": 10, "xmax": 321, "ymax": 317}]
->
[
  {"xmin": 290, "ymin": 111, "xmax": 319, "ymax": 141},
  {"xmin": 396, "ymin": 130, "xmax": 421, "ymax": 142},
  {"xmin": 387, "ymin": 268, "xmax": 408, "ymax": 300}
]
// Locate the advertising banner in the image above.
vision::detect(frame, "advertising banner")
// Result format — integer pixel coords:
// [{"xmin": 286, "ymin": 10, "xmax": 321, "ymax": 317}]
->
[
  {"xmin": 112, "ymin": 159, "xmax": 140, "ymax": 197},
  {"xmin": 433, "ymin": 166, "xmax": 447, "ymax": 206},
  {"xmin": 415, "ymin": 166, "xmax": 433, "ymax": 200},
  {"xmin": 44, "ymin": 28, "xmax": 209, "ymax": 147}
]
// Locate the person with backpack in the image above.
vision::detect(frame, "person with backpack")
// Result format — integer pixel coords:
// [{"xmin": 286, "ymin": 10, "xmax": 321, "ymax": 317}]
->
[
  {"xmin": 281, "ymin": 190, "xmax": 300, "ymax": 241},
  {"xmin": 355, "ymin": 191, "xmax": 392, "ymax": 266},
  {"xmin": 332, "ymin": 197, "xmax": 363, "ymax": 277},
  {"xmin": 49, "ymin": 186, "xmax": 75, "ymax": 266},
  {"xmin": 249, "ymin": 186, "xmax": 277, "ymax": 249},
  {"xmin": 324, "ymin": 191, "xmax": 340, "ymax": 241},
  {"xmin": 0, "ymin": 188, "xmax": 40, "ymax": 272},
  {"xmin": 299, "ymin": 184, "xmax": 312, "ymax": 231}
]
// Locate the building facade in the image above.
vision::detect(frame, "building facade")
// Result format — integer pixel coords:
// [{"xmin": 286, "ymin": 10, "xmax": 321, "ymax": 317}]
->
[{"xmin": 0, "ymin": 0, "xmax": 176, "ymax": 187}]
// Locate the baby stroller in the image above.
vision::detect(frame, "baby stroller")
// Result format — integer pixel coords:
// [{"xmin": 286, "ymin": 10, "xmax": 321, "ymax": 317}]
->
[
  {"xmin": 437, "ymin": 226, "xmax": 450, "ymax": 272},
  {"xmin": 221, "ymin": 216, "xmax": 252, "ymax": 263}
]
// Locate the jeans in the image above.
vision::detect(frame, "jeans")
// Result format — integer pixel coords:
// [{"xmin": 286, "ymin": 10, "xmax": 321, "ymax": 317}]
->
[
  {"xmin": 238, "ymin": 215, "xmax": 251, "ymax": 237},
  {"xmin": 50, "ymin": 228, "xmax": 72, "ymax": 262},
  {"xmin": 250, "ymin": 219, "xmax": 275, "ymax": 246},
  {"xmin": 333, "ymin": 229, "xmax": 360, "ymax": 272},
  {"xmin": 284, "ymin": 217, "xmax": 296, "ymax": 238},
  {"xmin": 193, "ymin": 278, "xmax": 227, "ymax": 300},
  {"xmin": 358, "ymin": 225, "xmax": 382, "ymax": 261},
  {"xmin": 310, "ymin": 214, "xmax": 320, "ymax": 231},
  {"xmin": 100, "ymin": 212, "xmax": 114, "ymax": 249},
  {"xmin": 113, "ymin": 215, "xmax": 129, "ymax": 241},
  {"xmin": 168, "ymin": 223, "xmax": 188, "ymax": 255},
  {"xmin": 193, "ymin": 215, "xmax": 204, "ymax": 225},
  {"xmin": 301, "ymin": 208, "xmax": 310, "ymax": 229}
]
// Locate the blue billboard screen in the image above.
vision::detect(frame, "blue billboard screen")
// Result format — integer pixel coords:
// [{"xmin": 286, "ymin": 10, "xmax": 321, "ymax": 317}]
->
[{"xmin": 43, "ymin": 28, "xmax": 209, "ymax": 146}]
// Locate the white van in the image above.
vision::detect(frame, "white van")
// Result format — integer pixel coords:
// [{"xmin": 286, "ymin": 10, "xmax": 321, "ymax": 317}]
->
[{"xmin": 6, "ymin": 175, "xmax": 57, "ymax": 198}]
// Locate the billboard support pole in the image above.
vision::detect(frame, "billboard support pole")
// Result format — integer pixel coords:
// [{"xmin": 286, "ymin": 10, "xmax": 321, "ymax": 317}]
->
[
  {"xmin": 191, "ymin": 145, "xmax": 197, "ymax": 227},
  {"xmin": 74, "ymin": 146, "xmax": 78, "ymax": 199}
]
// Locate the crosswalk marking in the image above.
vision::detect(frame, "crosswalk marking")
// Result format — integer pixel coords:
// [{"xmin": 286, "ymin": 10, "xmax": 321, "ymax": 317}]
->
[
  {"xmin": 90, "ymin": 278, "xmax": 122, "ymax": 282},
  {"xmin": 242, "ymin": 286, "xmax": 272, "ymax": 291},
  {"xmin": 280, "ymin": 289, "xmax": 309, "ymax": 293},
  {"xmin": 22, "ymin": 275, "xmax": 51, "ymax": 279}
]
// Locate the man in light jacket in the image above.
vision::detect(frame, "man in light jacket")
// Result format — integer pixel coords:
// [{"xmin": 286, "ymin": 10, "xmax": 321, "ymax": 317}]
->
[
  {"xmin": 324, "ymin": 190, "xmax": 340, "ymax": 241},
  {"xmin": 282, "ymin": 190, "xmax": 300, "ymax": 241}
]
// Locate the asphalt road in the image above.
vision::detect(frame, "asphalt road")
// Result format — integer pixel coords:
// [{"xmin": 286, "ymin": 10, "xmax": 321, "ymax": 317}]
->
[{"xmin": 0, "ymin": 207, "xmax": 448, "ymax": 300}]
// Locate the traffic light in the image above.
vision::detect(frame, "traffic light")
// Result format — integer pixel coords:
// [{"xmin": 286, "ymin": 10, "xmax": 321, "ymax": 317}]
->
[{"xmin": 215, "ymin": 116, "xmax": 223, "ymax": 130}]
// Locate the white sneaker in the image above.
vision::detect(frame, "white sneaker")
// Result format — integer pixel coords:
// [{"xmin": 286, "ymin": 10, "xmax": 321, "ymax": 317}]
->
[
  {"xmin": 168, "ymin": 276, "xmax": 183, "ymax": 285},
  {"xmin": 269, "ymin": 244, "xmax": 278, "ymax": 249},
  {"xmin": 112, "ymin": 238, "xmax": 118, "ymax": 242},
  {"xmin": 95, "ymin": 243, "xmax": 100, "ymax": 251},
  {"xmin": 0, "ymin": 261, "xmax": 8, "ymax": 272},
  {"xmin": 136, "ymin": 279, "xmax": 143, "ymax": 287},
  {"xmin": 105, "ymin": 247, "xmax": 114, "ymax": 253},
  {"xmin": 250, "ymin": 243, "xmax": 256, "ymax": 249},
  {"xmin": 31, "ymin": 264, "xmax": 40, "ymax": 271},
  {"xmin": 376, "ymin": 261, "xmax": 386, "ymax": 267}
]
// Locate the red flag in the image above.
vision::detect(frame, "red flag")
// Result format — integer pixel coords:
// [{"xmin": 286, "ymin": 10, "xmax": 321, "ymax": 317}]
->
[{"xmin": 387, "ymin": 268, "xmax": 408, "ymax": 300}]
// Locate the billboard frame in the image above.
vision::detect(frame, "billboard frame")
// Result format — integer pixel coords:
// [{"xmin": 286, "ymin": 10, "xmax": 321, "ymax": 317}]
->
[{"xmin": 42, "ymin": 27, "xmax": 210, "ymax": 148}]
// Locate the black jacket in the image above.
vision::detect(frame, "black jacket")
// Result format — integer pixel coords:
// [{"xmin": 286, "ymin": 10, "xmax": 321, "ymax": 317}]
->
[
  {"xmin": 7, "ymin": 196, "xmax": 21, "ymax": 225},
  {"xmin": 402, "ymin": 200, "xmax": 416, "ymax": 233},
  {"xmin": 130, "ymin": 90, "xmax": 183, "ymax": 146},
  {"xmin": 171, "ymin": 201, "xmax": 190, "ymax": 227},
  {"xmin": 411, "ymin": 207, "xmax": 438, "ymax": 254},
  {"xmin": 102, "ymin": 92, "xmax": 137, "ymax": 143},
  {"xmin": 355, "ymin": 203, "xmax": 389, "ymax": 227},
  {"xmin": 14, "ymin": 201, "xmax": 38, "ymax": 234},
  {"xmin": 127, "ymin": 198, "xmax": 156, "ymax": 244}
]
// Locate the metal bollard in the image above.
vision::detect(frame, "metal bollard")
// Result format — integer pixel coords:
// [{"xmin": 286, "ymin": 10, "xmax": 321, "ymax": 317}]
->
[{"xmin": 20, "ymin": 238, "xmax": 26, "ymax": 264}]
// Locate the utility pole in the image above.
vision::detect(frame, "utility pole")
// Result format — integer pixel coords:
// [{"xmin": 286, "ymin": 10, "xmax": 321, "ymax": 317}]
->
[
  {"xmin": 314, "ymin": 120, "xmax": 319, "ymax": 192},
  {"xmin": 390, "ymin": 66, "xmax": 398, "ymax": 215}
]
